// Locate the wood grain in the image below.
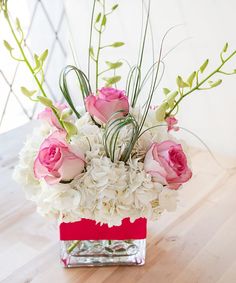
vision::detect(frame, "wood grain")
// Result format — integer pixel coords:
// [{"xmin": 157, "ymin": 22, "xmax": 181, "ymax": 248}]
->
[{"xmin": 0, "ymin": 122, "xmax": 236, "ymax": 283}]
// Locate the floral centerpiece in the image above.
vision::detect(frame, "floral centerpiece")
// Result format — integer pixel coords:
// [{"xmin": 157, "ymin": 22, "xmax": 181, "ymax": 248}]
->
[{"xmin": 1, "ymin": 0, "xmax": 236, "ymax": 267}]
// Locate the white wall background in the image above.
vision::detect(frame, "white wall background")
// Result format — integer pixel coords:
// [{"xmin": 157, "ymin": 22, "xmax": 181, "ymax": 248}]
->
[
  {"xmin": 65, "ymin": 0, "xmax": 236, "ymax": 157},
  {"xmin": 0, "ymin": 0, "xmax": 67, "ymax": 133}
]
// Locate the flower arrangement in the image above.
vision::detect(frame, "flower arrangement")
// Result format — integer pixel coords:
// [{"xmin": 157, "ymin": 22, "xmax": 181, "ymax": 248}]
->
[{"xmin": 1, "ymin": 0, "xmax": 236, "ymax": 266}]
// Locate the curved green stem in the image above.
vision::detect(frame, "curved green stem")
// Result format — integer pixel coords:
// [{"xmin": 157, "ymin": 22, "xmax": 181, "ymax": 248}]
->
[
  {"xmin": 67, "ymin": 241, "xmax": 80, "ymax": 254},
  {"xmin": 218, "ymin": 70, "xmax": 236, "ymax": 75},
  {"xmin": 98, "ymin": 67, "xmax": 111, "ymax": 76},
  {"xmin": 88, "ymin": 0, "xmax": 96, "ymax": 82}
]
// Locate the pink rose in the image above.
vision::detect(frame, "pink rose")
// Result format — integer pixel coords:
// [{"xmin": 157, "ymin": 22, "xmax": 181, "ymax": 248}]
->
[
  {"xmin": 166, "ymin": 116, "xmax": 179, "ymax": 132},
  {"xmin": 38, "ymin": 103, "xmax": 67, "ymax": 130},
  {"xmin": 85, "ymin": 87, "xmax": 129, "ymax": 124},
  {"xmin": 144, "ymin": 141, "xmax": 192, "ymax": 190},
  {"xmin": 34, "ymin": 131, "xmax": 85, "ymax": 185}
]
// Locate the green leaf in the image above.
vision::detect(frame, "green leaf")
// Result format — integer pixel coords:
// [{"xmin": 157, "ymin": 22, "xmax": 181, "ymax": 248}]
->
[
  {"xmin": 37, "ymin": 96, "xmax": 53, "ymax": 107},
  {"xmin": 111, "ymin": 42, "xmax": 125, "ymax": 48},
  {"xmin": 222, "ymin": 42, "xmax": 228, "ymax": 53},
  {"xmin": 155, "ymin": 102, "xmax": 168, "ymax": 122},
  {"xmin": 209, "ymin": 79, "xmax": 222, "ymax": 88},
  {"xmin": 101, "ymin": 15, "xmax": 107, "ymax": 26},
  {"xmin": 112, "ymin": 4, "xmax": 119, "ymax": 10},
  {"xmin": 21, "ymin": 87, "xmax": 37, "ymax": 97},
  {"xmin": 95, "ymin": 12, "xmax": 101, "ymax": 23},
  {"xmin": 176, "ymin": 76, "xmax": 188, "ymax": 88},
  {"xmin": 187, "ymin": 71, "xmax": 196, "ymax": 88},
  {"xmin": 163, "ymin": 88, "xmax": 171, "ymax": 95},
  {"xmin": 103, "ymin": 76, "xmax": 121, "ymax": 86},
  {"xmin": 200, "ymin": 59, "xmax": 209, "ymax": 73},
  {"xmin": 105, "ymin": 61, "xmax": 123, "ymax": 69},
  {"xmin": 63, "ymin": 121, "xmax": 78, "ymax": 137},
  {"xmin": 3, "ymin": 40, "xmax": 13, "ymax": 51},
  {"xmin": 39, "ymin": 49, "xmax": 48, "ymax": 63}
]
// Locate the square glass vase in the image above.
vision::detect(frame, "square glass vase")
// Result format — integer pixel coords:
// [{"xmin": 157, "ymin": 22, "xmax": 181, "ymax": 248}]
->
[{"xmin": 60, "ymin": 218, "xmax": 147, "ymax": 267}]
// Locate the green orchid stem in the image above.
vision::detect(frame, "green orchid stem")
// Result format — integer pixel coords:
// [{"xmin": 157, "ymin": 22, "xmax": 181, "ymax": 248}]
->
[
  {"xmin": 4, "ymin": 4, "xmax": 65, "ymax": 130},
  {"xmin": 100, "ymin": 44, "xmax": 111, "ymax": 49},
  {"xmin": 67, "ymin": 240, "xmax": 80, "ymax": 254},
  {"xmin": 166, "ymin": 50, "xmax": 236, "ymax": 118},
  {"xmin": 95, "ymin": 30, "xmax": 102, "ymax": 91},
  {"xmin": 95, "ymin": 0, "xmax": 105, "ymax": 91},
  {"xmin": 98, "ymin": 67, "xmax": 112, "ymax": 76},
  {"xmin": 218, "ymin": 70, "xmax": 235, "ymax": 75},
  {"xmin": 5, "ymin": 10, "xmax": 47, "ymax": 98}
]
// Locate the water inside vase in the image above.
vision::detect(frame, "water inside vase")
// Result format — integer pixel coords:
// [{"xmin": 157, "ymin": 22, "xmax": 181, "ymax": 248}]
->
[{"xmin": 60, "ymin": 239, "xmax": 146, "ymax": 267}]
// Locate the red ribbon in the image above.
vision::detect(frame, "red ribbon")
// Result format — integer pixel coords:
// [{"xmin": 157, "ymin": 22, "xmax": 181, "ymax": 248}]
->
[{"xmin": 60, "ymin": 217, "xmax": 147, "ymax": 240}]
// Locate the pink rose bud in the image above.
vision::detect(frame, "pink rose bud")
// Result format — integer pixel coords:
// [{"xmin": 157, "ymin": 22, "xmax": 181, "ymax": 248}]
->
[
  {"xmin": 34, "ymin": 131, "xmax": 85, "ymax": 185},
  {"xmin": 85, "ymin": 87, "xmax": 129, "ymax": 124},
  {"xmin": 38, "ymin": 103, "xmax": 67, "ymax": 130},
  {"xmin": 144, "ymin": 141, "xmax": 192, "ymax": 190},
  {"xmin": 166, "ymin": 116, "xmax": 179, "ymax": 132}
]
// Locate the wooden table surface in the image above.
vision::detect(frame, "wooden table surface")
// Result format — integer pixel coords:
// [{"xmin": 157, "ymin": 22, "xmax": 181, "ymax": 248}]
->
[{"xmin": 1, "ymin": 122, "xmax": 236, "ymax": 283}]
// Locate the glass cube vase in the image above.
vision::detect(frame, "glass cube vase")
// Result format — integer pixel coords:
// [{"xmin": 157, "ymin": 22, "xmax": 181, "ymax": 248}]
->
[{"xmin": 60, "ymin": 218, "xmax": 147, "ymax": 267}]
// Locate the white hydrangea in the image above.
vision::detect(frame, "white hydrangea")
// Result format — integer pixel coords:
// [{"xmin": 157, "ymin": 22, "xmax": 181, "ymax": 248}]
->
[
  {"xmin": 13, "ymin": 122, "xmax": 51, "ymax": 201},
  {"xmin": 14, "ymin": 110, "xmax": 179, "ymax": 226},
  {"xmin": 36, "ymin": 181, "xmax": 82, "ymax": 222}
]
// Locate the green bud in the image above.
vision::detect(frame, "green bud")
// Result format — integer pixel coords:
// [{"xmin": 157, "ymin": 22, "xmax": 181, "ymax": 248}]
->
[
  {"xmin": 34, "ymin": 54, "xmax": 41, "ymax": 70},
  {"xmin": 15, "ymin": 17, "xmax": 22, "ymax": 32},
  {"xmin": 103, "ymin": 76, "xmax": 121, "ymax": 86},
  {"xmin": 37, "ymin": 96, "xmax": 53, "ymax": 107},
  {"xmin": 4, "ymin": 10, "xmax": 9, "ymax": 19},
  {"xmin": 60, "ymin": 108, "xmax": 73, "ymax": 120},
  {"xmin": 200, "ymin": 59, "xmax": 209, "ymax": 73},
  {"xmin": 209, "ymin": 79, "xmax": 222, "ymax": 88},
  {"xmin": 112, "ymin": 4, "xmax": 119, "ymax": 10},
  {"xmin": 187, "ymin": 71, "xmax": 196, "ymax": 88},
  {"xmin": 222, "ymin": 42, "xmax": 228, "ymax": 53},
  {"xmin": 111, "ymin": 42, "xmax": 125, "ymax": 48},
  {"xmin": 21, "ymin": 87, "xmax": 37, "ymax": 97},
  {"xmin": 39, "ymin": 49, "xmax": 48, "ymax": 63},
  {"xmin": 89, "ymin": 47, "xmax": 94, "ymax": 57},
  {"xmin": 63, "ymin": 121, "xmax": 78, "ymax": 138},
  {"xmin": 163, "ymin": 88, "xmax": 171, "ymax": 95},
  {"xmin": 101, "ymin": 15, "xmax": 107, "ymax": 26},
  {"xmin": 3, "ymin": 40, "xmax": 13, "ymax": 51},
  {"xmin": 105, "ymin": 61, "xmax": 123, "ymax": 69},
  {"xmin": 176, "ymin": 75, "xmax": 188, "ymax": 88},
  {"xmin": 166, "ymin": 91, "xmax": 178, "ymax": 108},
  {"xmin": 95, "ymin": 13, "xmax": 101, "ymax": 23},
  {"xmin": 155, "ymin": 102, "xmax": 168, "ymax": 122}
]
